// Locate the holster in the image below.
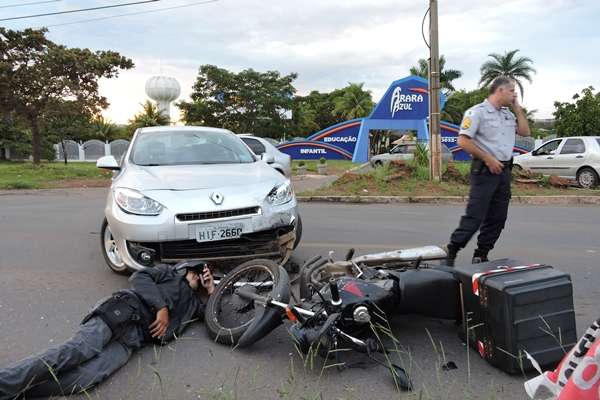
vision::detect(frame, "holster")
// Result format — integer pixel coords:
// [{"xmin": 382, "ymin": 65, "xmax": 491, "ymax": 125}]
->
[
  {"xmin": 82, "ymin": 291, "xmax": 142, "ymax": 340},
  {"xmin": 470, "ymin": 158, "xmax": 486, "ymax": 174},
  {"xmin": 471, "ymin": 158, "xmax": 513, "ymax": 175}
]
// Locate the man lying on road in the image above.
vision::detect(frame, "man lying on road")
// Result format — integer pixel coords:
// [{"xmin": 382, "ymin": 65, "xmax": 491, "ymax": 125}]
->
[{"xmin": 0, "ymin": 261, "xmax": 215, "ymax": 399}]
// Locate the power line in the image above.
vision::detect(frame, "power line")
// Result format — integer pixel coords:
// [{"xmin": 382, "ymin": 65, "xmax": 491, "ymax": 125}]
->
[
  {"xmin": 0, "ymin": 0, "xmax": 61, "ymax": 9},
  {"xmin": 45, "ymin": 0, "xmax": 218, "ymax": 28},
  {"xmin": 0, "ymin": 0, "xmax": 160, "ymax": 22}
]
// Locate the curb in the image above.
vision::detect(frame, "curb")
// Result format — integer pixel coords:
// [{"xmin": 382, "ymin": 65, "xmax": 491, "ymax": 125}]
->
[{"xmin": 297, "ymin": 195, "xmax": 600, "ymax": 205}]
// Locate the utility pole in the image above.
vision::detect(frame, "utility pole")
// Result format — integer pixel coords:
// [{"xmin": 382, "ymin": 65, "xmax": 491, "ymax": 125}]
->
[{"xmin": 428, "ymin": 0, "xmax": 442, "ymax": 181}]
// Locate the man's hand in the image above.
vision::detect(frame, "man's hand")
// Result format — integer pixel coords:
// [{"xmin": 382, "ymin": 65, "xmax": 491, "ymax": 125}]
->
[
  {"xmin": 510, "ymin": 96, "xmax": 522, "ymax": 111},
  {"xmin": 150, "ymin": 307, "xmax": 169, "ymax": 338},
  {"xmin": 200, "ymin": 267, "xmax": 215, "ymax": 295},
  {"xmin": 484, "ymin": 155, "xmax": 504, "ymax": 175}
]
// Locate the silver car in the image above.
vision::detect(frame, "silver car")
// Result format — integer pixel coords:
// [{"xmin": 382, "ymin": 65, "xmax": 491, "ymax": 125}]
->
[
  {"xmin": 97, "ymin": 126, "xmax": 301, "ymax": 274},
  {"xmin": 370, "ymin": 143, "xmax": 452, "ymax": 167},
  {"xmin": 513, "ymin": 136, "xmax": 600, "ymax": 188},
  {"xmin": 238, "ymin": 134, "xmax": 292, "ymax": 178}
]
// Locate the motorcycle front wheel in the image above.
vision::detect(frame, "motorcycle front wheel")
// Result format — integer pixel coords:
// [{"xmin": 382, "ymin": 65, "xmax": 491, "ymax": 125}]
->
[{"xmin": 205, "ymin": 259, "xmax": 282, "ymax": 345}]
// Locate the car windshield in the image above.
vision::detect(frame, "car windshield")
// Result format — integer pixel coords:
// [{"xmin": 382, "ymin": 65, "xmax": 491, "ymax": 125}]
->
[{"xmin": 130, "ymin": 130, "xmax": 256, "ymax": 166}]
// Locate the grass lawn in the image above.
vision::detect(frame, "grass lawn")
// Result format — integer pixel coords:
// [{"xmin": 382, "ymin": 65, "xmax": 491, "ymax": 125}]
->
[
  {"xmin": 298, "ymin": 161, "xmax": 600, "ymax": 197},
  {"xmin": 292, "ymin": 160, "xmax": 357, "ymax": 176},
  {"xmin": 0, "ymin": 161, "xmax": 111, "ymax": 190}
]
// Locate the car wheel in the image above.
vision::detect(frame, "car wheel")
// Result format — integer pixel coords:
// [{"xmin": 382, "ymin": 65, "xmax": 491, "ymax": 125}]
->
[
  {"xmin": 293, "ymin": 215, "xmax": 302, "ymax": 250},
  {"xmin": 100, "ymin": 218, "xmax": 130, "ymax": 275},
  {"xmin": 577, "ymin": 167, "xmax": 599, "ymax": 188},
  {"xmin": 373, "ymin": 160, "xmax": 383, "ymax": 168}
]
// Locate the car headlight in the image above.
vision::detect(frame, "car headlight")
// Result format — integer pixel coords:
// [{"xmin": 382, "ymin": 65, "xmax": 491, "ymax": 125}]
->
[
  {"xmin": 267, "ymin": 181, "xmax": 293, "ymax": 206},
  {"xmin": 114, "ymin": 188, "xmax": 164, "ymax": 216}
]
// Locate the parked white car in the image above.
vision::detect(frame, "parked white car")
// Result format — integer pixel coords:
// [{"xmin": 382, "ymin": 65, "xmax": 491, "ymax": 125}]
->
[
  {"xmin": 370, "ymin": 143, "xmax": 452, "ymax": 167},
  {"xmin": 97, "ymin": 126, "xmax": 301, "ymax": 274},
  {"xmin": 238, "ymin": 134, "xmax": 292, "ymax": 178},
  {"xmin": 513, "ymin": 136, "xmax": 600, "ymax": 188}
]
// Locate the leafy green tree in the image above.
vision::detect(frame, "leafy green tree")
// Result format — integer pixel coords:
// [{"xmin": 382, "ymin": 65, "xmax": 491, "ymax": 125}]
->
[
  {"xmin": 291, "ymin": 90, "xmax": 344, "ymax": 137},
  {"xmin": 179, "ymin": 65, "xmax": 297, "ymax": 139},
  {"xmin": 553, "ymin": 86, "xmax": 600, "ymax": 136},
  {"xmin": 479, "ymin": 49, "xmax": 536, "ymax": 98},
  {"xmin": 442, "ymin": 88, "xmax": 489, "ymax": 124},
  {"xmin": 127, "ymin": 101, "xmax": 170, "ymax": 134},
  {"xmin": 89, "ymin": 117, "xmax": 127, "ymax": 141},
  {"xmin": 331, "ymin": 83, "xmax": 374, "ymax": 120},
  {"xmin": 0, "ymin": 117, "xmax": 30, "ymax": 159},
  {"xmin": 409, "ymin": 55, "xmax": 462, "ymax": 95},
  {"xmin": 0, "ymin": 28, "xmax": 133, "ymax": 163}
]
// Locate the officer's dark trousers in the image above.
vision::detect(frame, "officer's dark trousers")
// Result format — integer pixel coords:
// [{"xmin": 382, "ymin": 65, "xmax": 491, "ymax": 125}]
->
[
  {"xmin": 0, "ymin": 317, "xmax": 143, "ymax": 399},
  {"xmin": 449, "ymin": 165, "xmax": 512, "ymax": 253}
]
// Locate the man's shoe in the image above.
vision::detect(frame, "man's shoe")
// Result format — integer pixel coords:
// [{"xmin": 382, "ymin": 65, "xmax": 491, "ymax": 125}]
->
[
  {"xmin": 471, "ymin": 249, "xmax": 489, "ymax": 264},
  {"xmin": 444, "ymin": 244, "xmax": 458, "ymax": 267}
]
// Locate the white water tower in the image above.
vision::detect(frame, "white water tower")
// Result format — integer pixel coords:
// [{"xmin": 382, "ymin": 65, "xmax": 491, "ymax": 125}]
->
[{"xmin": 145, "ymin": 76, "xmax": 181, "ymax": 121}]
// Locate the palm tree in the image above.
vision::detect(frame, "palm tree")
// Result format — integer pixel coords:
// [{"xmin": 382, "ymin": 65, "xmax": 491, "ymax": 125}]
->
[
  {"xmin": 90, "ymin": 116, "xmax": 121, "ymax": 141},
  {"xmin": 332, "ymin": 83, "xmax": 374, "ymax": 120},
  {"xmin": 479, "ymin": 49, "xmax": 536, "ymax": 98},
  {"xmin": 127, "ymin": 101, "xmax": 170, "ymax": 133},
  {"xmin": 409, "ymin": 55, "xmax": 462, "ymax": 95}
]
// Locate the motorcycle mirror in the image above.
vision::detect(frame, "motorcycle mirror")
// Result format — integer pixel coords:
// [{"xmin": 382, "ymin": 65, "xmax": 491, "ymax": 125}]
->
[{"xmin": 345, "ymin": 248, "xmax": 355, "ymax": 261}]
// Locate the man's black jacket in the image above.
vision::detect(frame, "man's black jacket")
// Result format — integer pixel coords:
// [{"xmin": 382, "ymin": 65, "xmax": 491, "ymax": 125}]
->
[{"xmin": 127, "ymin": 264, "xmax": 205, "ymax": 341}]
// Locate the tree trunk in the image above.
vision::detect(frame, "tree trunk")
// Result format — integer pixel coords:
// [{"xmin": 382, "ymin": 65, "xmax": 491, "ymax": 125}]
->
[
  {"xmin": 61, "ymin": 139, "xmax": 68, "ymax": 164},
  {"xmin": 30, "ymin": 117, "xmax": 41, "ymax": 164}
]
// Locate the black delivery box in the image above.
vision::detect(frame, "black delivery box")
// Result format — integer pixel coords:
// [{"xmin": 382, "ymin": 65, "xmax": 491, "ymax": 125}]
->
[{"xmin": 454, "ymin": 259, "xmax": 577, "ymax": 374}]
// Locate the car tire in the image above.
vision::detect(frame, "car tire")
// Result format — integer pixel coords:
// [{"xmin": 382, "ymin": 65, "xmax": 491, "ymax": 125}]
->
[
  {"xmin": 293, "ymin": 215, "xmax": 303, "ymax": 250},
  {"xmin": 577, "ymin": 167, "xmax": 599, "ymax": 188},
  {"xmin": 100, "ymin": 218, "xmax": 131, "ymax": 275},
  {"xmin": 373, "ymin": 160, "xmax": 383, "ymax": 168}
]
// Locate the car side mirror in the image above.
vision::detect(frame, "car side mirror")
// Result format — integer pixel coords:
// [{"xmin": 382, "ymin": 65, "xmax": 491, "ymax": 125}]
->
[
  {"xmin": 96, "ymin": 155, "xmax": 120, "ymax": 170},
  {"xmin": 261, "ymin": 153, "xmax": 275, "ymax": 164}
]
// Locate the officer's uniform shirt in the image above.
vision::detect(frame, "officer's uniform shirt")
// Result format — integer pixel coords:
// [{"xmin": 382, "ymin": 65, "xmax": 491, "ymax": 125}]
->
[{"xmin": 459, "ymin": 99, "xmax": 517, "ymax": 162}]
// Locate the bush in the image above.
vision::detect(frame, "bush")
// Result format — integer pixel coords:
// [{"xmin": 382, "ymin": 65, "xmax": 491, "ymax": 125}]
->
[
  {"xmin": 319, "ymin": 157, "xmax": 327, "ymax": 165},
  {"xmin": 413, "ymin": 143, "xmax": 429, "ymax": 167}
]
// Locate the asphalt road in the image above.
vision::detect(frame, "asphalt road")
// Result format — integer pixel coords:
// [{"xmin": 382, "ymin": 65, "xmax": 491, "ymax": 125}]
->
[{"xmin": 1, "ymin": 188, "xmax": 599, "ymax": 400}]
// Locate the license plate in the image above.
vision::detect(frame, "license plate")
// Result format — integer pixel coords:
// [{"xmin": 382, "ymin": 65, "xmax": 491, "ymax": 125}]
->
[{"xmin": 195, "ymin": 222, "xmax": 244, "ymax": 243}]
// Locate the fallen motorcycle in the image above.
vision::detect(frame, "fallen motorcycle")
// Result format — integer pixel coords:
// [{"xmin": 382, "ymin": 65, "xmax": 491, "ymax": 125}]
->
[
  {"xmin": 206, "ymin": 243, "xmax": 578, "ymax": 387},
  {"xmin": 204, "ymin": 247, "xmax": 461, "ymax": 390}
]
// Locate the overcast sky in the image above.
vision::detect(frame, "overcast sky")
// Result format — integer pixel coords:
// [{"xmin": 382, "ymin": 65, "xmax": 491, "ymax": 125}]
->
[{"xmin": 3, "ymin": 0, "xmax": 599, "ymax": 124}]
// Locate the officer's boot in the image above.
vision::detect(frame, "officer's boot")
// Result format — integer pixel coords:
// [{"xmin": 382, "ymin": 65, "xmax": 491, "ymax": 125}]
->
[
  {"xmin": 472, "ymin": 248, "xmax": 489, "ymax": 264},
  {"xmin": 445, "ymin": 244, "xmax": 459, "ymax": 267}
]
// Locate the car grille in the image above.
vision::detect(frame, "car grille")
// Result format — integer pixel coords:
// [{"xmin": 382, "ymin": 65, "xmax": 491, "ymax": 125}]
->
[
  {"xmin": 130, "ymin": 226, "xmax": 292, "ymax": 262},
  {"xmin": 176, "ymin": 206, "xmax": 260, "ymax": 222}
]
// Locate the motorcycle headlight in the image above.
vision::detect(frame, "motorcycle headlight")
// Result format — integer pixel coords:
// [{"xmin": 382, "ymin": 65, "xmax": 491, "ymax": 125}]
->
[
  {"xmin": 114, "ymin": 188, "xmax": 164, "ymax": 216},
  {"xmin": 267, "ymin": 181, "xmax": 293, "ymax": 206}
]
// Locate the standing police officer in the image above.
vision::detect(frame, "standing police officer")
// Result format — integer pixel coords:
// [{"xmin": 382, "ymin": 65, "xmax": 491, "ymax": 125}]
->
[
  {"xmin": 0, "ymin": 261, "xmax": 215, "ymax": 399},
  {"xmin": 445, "ymin": 76, "xmax": 530, "ymax": 266}
]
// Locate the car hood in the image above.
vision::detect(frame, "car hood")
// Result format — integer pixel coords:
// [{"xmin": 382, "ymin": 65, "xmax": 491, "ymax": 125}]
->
[{"xmin": 116, "ymin": 162, "xmax": 284, "ymax": 191}]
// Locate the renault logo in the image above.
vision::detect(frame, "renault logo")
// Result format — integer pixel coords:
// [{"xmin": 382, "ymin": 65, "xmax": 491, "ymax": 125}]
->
[{"xmin": 210, "ymin": 192, "xmax": 224, "ymax": 205}]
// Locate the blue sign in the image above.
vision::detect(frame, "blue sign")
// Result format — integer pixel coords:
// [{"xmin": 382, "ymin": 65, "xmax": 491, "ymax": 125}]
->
[
  {"xmin": 277, "ymin": 75, "xmax": 454, "ymax": 163},
  {"xmin": 277, "ymin": 119, "xmax": 361, "ymax": 160}
]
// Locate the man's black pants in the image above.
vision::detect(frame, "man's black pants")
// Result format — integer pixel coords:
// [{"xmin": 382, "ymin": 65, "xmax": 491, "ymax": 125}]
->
[{"xmin": 449, "ymin": 161, "xmax": 512, "ymax": 254}]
